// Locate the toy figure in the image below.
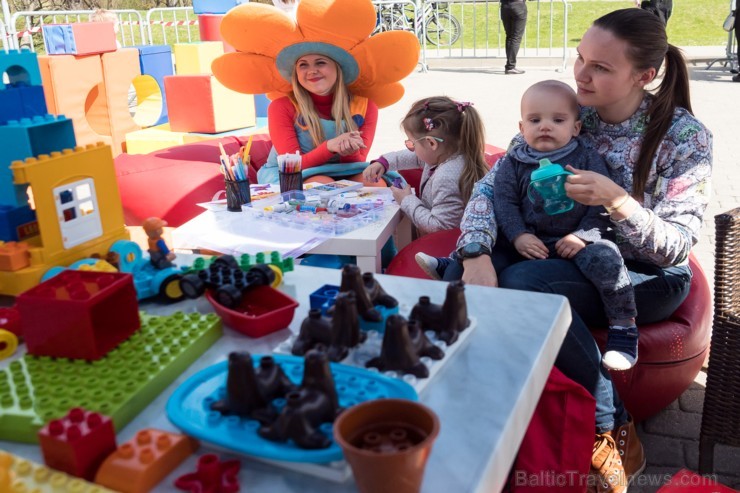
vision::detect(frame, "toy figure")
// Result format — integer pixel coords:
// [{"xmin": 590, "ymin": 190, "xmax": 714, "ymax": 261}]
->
[{"xmin": 142, "ymin": 217, "xmax": 176, "ymax": 269}]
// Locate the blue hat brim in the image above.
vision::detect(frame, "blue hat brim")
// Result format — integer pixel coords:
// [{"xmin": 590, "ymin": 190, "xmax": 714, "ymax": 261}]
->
[{"xmin": 276, "ymin": 42, "xmax": 359, "ymax": 85}]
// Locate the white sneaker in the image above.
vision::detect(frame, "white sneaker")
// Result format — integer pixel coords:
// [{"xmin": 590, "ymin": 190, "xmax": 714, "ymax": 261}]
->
[{"xmin": 415, "ymin": 252, "xmax": 441, "ymax": 280}]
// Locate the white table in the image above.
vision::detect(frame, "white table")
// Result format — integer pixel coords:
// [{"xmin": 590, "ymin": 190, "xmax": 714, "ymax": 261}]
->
[
  {"xmin": 1, "ymin": 265, "xmax": 571, "ymax": 493},
  {"xmin": 173, "ymin": 198, "xmax": 403, "ymax": 274}
]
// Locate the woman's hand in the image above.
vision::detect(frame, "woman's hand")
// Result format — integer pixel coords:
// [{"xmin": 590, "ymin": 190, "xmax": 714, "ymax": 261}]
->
[
  {"xmin": 461, "ymin": 256, "xmax": 498, "ymax": 287},
  {"xmin": 363, "ymin": 162, "xmax": 385, "ymax": 182},
  {"xmin": 564, "ymin": 165, "xmax": 627, "ymax": 208},
  {"xmin": 327, "ymin": 131, "xmax": 366, "ymax": 156},
  {"xmin": 390, "ymin": 184, "xmax": 412, "ymax": 203},
  {"xmin": 513, "ymin": 233, "xmax": 549, "ymax": 260},
  {"xmin": 555, "ymin": 234, "xmax": 586, "ymax": 259}
]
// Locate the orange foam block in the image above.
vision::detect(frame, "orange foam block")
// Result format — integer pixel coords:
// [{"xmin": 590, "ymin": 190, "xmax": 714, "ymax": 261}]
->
[
  {"xmin": 95, "ymin": 429, "xmax": 198, "ymax": 493},
  {"xmin": 39, "ymin": 54, "xmax": 112, "ymax": 151},
  {"xmin": 164, "ymin": 75, "xmax": 255, "ymax": 133},
  {"xmin": 38, "ymin": 50, "xmax": 141, "ymax": 156}
]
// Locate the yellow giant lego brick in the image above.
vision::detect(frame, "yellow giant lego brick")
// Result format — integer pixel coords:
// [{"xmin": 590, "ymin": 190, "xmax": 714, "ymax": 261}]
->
[
  {"xmin": 173, "ymin": 41, "xmax": 224, "ymax": 75},
  {"xmin": 0, "ymin": 450, "xmax": 116, "ymax": 493}
]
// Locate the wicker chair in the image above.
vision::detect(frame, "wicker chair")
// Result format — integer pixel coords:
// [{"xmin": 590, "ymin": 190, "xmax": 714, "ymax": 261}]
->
[{"xmin": 699, "ymin": 207, "xmax": 740, "ymax": 473}]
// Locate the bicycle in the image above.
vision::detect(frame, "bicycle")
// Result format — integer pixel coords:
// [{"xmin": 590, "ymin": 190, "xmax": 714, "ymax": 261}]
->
[{"xmin": 373, "ymin": 1, "xmax": 462, "ymax": 47}]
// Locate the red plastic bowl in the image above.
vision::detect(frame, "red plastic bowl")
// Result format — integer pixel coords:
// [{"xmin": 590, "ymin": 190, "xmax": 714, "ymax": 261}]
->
[{"xmin": 205, "ymin": 285, "xmax": 299, "ymax": 338}]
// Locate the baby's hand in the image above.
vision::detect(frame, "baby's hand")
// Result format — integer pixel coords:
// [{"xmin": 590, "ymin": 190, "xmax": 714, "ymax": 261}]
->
[
  {"xmin": 363, "ymin": 162, "xmax": 385, "ymax": 182},
  {"xmin": 513, "ymin": 233, "xmax": 549, "ymax": 260},
  {"xmin": 555, "ymin": 234, "xmax": 586, "ymax": 259}
]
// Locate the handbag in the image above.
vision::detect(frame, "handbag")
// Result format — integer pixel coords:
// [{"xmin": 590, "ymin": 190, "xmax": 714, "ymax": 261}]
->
[{"xmin": 723, "ymin": 10, "xmax": 735, "ymax": 32}]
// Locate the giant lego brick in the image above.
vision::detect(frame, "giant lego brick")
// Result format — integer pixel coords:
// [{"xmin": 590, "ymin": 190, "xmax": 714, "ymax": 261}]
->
[
  {"xmin": 132, "ymin": 45, "xmax": 174, "ymax": 127},
  {"xmin": 0, "ymin": 48, "xmax": 43, "ymax": 88},
  {"xmin": 173, "ymin": 42, "xmax": 224, "ymax": 75},
  {"xmin": 38, "ymin": 54, "xmax": 113, "ymax": 150},
  {"xmin": 198, "ymin": 14, "xmax": 235, "ymax": 53},
  {"xmin": 38, "ymin": 408, "xmax": 117, "ymax": 480},
  {"xmin": 95, "ymin": 429, "xmax": 198, "ymax": 492},
  {"xmin": 0, "ymin": 311, "xmax": 222, "ymax": 443},
  {"xmin": 100, "ymin": 48, "xmax": 142, "ymax": 155},
  {"xmin": 0, "ymin": 84, "xmax": 47, "ymax": 125},
  {"xmin": 164, "ymin": 75, "xmax": 255, "ymax": 133},
  {"xmin": 42, "ymin": 22, "xmax": 117, "ymax": 56},
  {"xmin": 192, "ymin": 0, "xmax": 247, "ymax": 15},
  {"xmin": 0, "ymin": 115, "xmax": 76, "ymax": 208},
  {"xmin": 0, "ymin": 205, "xmax": 37, "ymax": 243},
  {"xmin": 17, "ymin": 270, "xmax": 140, "ymax": 360},
  {"xmin": 0, "ymin": 451, "xmax": 118, "ymax": 493}
]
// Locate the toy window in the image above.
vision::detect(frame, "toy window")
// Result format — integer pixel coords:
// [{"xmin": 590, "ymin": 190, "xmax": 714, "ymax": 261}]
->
[{"xmin": 54, "ymin": 178, "xmax": 103, "ymax": 249}]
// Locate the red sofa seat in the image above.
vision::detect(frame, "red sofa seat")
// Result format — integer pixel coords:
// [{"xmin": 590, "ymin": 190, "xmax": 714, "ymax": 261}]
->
[
  {"xmin": 386, "ymin": 229, "xmax": 713, "ymax": 422},
  {"xmin": 114, "ymin": 134, "xmax": 273, "ymax": 226}
]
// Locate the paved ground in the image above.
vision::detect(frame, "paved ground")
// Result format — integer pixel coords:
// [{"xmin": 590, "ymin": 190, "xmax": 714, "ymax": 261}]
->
[{"xmin": 367, "ymin": 46, "xmax": 740, "ymax": 490}]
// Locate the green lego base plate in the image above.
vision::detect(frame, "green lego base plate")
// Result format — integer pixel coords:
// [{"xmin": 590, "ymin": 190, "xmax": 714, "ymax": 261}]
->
[
  {"xmin": 0, "ymin": 311, "xmax": 222, "ymax": 443},
  {"xmin": 184, "ymin": 251, "xmax": 295, "ymax": 275}
]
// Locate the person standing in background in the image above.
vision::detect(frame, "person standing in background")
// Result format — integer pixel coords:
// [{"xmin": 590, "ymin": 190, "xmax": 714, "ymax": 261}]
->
[
  {"xmin": 500, "ymin": 0, "xmax": 528, "ymax": 74},
  {"xmin": 734, "ymin": 0, "xmax": 739, "ymax": 82}
]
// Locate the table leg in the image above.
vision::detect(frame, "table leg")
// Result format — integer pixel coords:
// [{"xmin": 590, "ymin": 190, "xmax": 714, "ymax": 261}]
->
[{"xmin": 356, "ymin": 255, "xmax": 380, "ymax": 274}]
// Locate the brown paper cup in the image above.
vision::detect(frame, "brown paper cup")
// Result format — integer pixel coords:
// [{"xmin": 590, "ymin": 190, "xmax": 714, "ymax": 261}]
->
[{"xmin": 333, "ymin": 399, "xmax": 440, "ymax": 493}]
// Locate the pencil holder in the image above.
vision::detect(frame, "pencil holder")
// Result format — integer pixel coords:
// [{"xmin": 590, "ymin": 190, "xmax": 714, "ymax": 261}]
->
[
  {"xmin": 224, "ymin": 178, "xmax": 251, "ymax": 212},
  {"xmin": 279, "ymin": 171, "xmax": 303, "ymax": 194}
]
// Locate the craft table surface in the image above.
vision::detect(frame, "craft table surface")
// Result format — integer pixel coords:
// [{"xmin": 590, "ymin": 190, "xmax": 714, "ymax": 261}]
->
[{"xmin": 0, "ymin": 264, "xmax": 571, "ymax": 493}]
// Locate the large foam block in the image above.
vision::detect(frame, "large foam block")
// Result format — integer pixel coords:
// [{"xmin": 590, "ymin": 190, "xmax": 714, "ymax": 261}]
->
[
  {"xmin": 100, "ymin": 48, "xmax": 142, "ymax": 155},
  {"xmin": 42, "ymin": 22, "xmax": 117, "ymax": 56},
  {"xmin": 0, "ymin": 48, "xmax": 43, "ymax": 88},
  {"xmin": 0, "ymin": 115, "xmax": 76, "ymax": 208},
  {"xmin": 38, "ymin": 54, "xmax": 112, "ymax": 150},
  {"xmin": 197, "ymin": 14, "xmax": 235, "ymax": 53},
  {"xmin": 132, "ymin": 45, "xmax": 174, "ymax": 127},
  {"xmin": 192, "ymin": 0, "xmax": 247, "ymax": 14},
  {"xmin": 164, "ymin": 75, "xmax": 255, "ymax": 133},
  {"xmin": 173, "ymin": 42, "xmax": 224, "ymax": 75}
]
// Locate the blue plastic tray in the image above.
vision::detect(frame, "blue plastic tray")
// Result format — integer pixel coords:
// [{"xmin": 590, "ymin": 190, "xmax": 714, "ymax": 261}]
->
[{"xmin": 166, "ymin": 353, "xmax": 417, "ymax": 463}]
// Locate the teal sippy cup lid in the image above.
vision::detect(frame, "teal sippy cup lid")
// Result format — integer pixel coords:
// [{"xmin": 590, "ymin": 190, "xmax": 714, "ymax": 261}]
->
[{"xmin": 531, "ymin": 158, "xmax": 568, "ymax": 181}]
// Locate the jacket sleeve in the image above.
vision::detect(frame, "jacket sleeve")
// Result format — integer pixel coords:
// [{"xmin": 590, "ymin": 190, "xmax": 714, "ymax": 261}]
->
[
  {"xmin": 400, "ymin": 163, "xmax": 465, "ymax": 235},
  {"xmin": 377, "ymin": 149, "xmax": 426, "ymax": 171},
  {"xmin": 493, "ymin": 156, "xmax": 531, "ymax": 243},
  {"xmin": 571, "ymin": 148, "xmax": 612, "ymax": 243},
  {"xmin": 457, "ymin": 159, "xmax": 500, "ymax": 251},
  {"xmin": 613, "ymin": 119, "xmax": 713, "ymax": 266}
]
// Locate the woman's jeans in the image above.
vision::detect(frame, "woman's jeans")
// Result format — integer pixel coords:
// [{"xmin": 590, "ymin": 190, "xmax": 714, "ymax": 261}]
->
[{"xmin": 443, "ymin": 246, "xmax": 692, "ymax": 432}]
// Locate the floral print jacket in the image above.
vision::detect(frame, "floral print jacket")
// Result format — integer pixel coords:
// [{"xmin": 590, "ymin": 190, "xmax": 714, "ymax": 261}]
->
[{"xmin": 457, "ymin": 95, "xmax": 713, "ymax": 267}]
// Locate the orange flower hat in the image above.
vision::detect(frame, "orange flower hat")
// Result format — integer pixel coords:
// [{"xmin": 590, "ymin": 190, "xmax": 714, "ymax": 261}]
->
[{"xmin": 212, "ymin": 0, "xmax": 420, "ymax": 108}]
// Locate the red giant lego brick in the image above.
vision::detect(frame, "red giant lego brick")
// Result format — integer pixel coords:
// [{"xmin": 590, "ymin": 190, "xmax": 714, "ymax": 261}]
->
[
  {"xmin": 17, "ymin": 270, "xmax": 140, "ymax": 360},
  {"xmin": 38, "ymin": 407, "xmax": 117, "ymax": 481},
  {"xmin": 95, "ymin": 429, "xmax": 199, "ymax": 493}
]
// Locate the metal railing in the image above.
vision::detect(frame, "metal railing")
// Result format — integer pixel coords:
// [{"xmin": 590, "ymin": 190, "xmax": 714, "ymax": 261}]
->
[
  {"xmin": 7, "ymin": 9, "xmax": 146, "ymax": 52},
  {"xmin": 371, "ymin": 0, "xmax": 571, "ymax": 71},
  {"xmin": 146, "ymin": 7, "xmax": 199, "ymax": 47}
]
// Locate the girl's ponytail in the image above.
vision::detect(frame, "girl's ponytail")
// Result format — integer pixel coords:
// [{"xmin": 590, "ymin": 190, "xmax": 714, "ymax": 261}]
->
[{"xmin": 457, "ymin": 106, "xmax": 489, "ymax": 203}]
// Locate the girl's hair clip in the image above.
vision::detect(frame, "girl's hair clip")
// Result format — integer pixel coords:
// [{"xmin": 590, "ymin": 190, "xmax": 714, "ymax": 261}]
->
[
  {"xmin": 423, "ymin": 117, "xmax": 436, "ymax": 131},
  {"xmin": 455, "ymin": 101, "xmax": 473, "ymax": 112}
]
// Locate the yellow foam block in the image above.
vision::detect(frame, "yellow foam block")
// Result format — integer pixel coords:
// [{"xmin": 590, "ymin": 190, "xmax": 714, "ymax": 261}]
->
[
  {"xmin": 125, "ymin": 124, "xmax": 202, "ymax": 154},
  {"xmin": 38, "ymin": 54, "xmax": 113, "ymax": 150},
  {"xmin": 173, "ymin": 41, "xmax": 224, "ymax": 75},
  {"xmin": 101, "ymin": 48, "xmax": 142, "ymax": 156},
  {"xmin": 132, "ymin": 74, "xmax": 164, "ymax": 128}
]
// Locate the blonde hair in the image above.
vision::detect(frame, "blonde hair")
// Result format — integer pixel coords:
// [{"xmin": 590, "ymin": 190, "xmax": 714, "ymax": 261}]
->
[
  {"xmin": 402, "ymin": 96, "xmax": 488, "ymax": 203},
  {"xmin": 90, "ymin": 9, "xmax": 119, "ymax": 33},
  {"xmin": 290, "ymin": 58, "xmax": 357, "ymax": 147}
]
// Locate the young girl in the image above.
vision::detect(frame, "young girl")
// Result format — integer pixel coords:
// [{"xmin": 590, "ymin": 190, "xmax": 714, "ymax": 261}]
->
[
  {"xmin": 363, "ymin": 96, "xmax": 489, "ymax": 236},
  {"xmin": 258, "ymin": 52, "xmax": 380, "ymax": 186}
]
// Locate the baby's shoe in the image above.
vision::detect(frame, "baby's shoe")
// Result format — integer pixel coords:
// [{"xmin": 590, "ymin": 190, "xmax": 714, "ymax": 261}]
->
[
  {"xmin": 415, "ymin": 253, "xmax": 448, "ymax": 280},
  {"xmin": 602, "ymin": 325, "xmax": 639, "ymax": 371}
]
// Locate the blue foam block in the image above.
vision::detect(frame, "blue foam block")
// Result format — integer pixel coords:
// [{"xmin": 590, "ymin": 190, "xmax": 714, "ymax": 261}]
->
[
  {"xmin": 0, "ymin": 90, "xmax": 23, "ymax": 126},
  {"xmin": 0, "ymin": 49, "xmax": 43, "ymax": 88},
  {"xmin": 0, "ymin": 115, "xmax": 76, "ymax": 207},
  {"xmin": 0, "ymin": 85, "xmax": 47, "ymax": 126},
  {"xmin": 192, "ymin": 0, "xmax": 248, "ymax": 14},
  {"xmin": 0, "ymin": 205, "xmax": 37, "ymax": 242},
  {"xmin": 134, "ymin": 45, "xmax": 174, "ymax": 126}
]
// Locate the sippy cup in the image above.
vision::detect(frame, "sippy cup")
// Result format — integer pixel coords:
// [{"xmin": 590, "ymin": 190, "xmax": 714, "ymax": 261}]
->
[{"xmin": 527, "ymin": 158, "xmax": 574, "ymax": 215}]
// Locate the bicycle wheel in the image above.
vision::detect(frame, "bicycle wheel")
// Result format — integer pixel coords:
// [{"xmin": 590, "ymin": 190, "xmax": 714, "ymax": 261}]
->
[{"xmin": 425, "ymin": 12, "xmax": 461, "ymax": 47}]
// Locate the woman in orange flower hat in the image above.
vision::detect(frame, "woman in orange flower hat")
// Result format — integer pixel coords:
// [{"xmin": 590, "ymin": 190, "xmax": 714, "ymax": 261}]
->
[{"xmin": 212, "ymin": 0, "xmax": 420, "ymax": 185}]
